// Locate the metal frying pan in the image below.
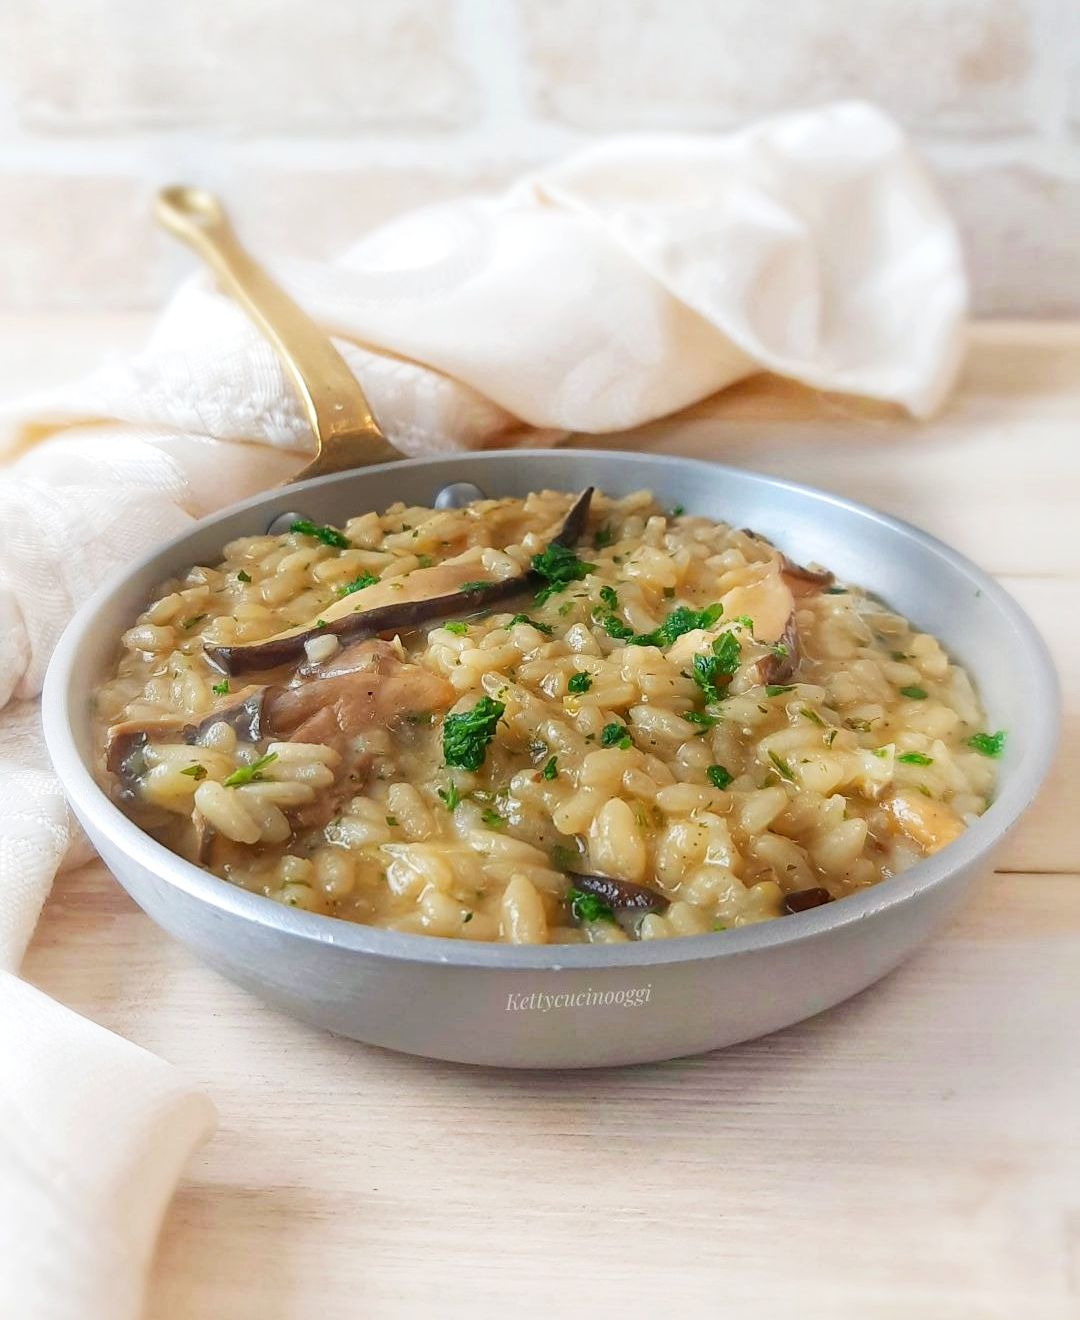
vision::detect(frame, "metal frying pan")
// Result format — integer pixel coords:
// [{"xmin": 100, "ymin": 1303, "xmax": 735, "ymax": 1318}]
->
[{"xmin": 40, "ymin": 191, "xmax": 1058, "ymax": 1067}]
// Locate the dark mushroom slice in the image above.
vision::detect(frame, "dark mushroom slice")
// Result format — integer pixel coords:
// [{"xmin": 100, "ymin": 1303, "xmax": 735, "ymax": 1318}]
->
[
  {"xmin": 566, "ymin": 871, "xmax": 670, "ymax": 937},
  {"xmin": 757, "ymin": 611, "xmax": 799, "ymax": 687},
  {"xmin": 782, "ymin": 886, "xmax": 833, "ymax": 914},
  {"xmin": 105, "ymin": 685, "xmax": 271, "ymax": 799},
  {"xmin": 740, "ymin": 528, "xmax": 835, "ymax": 595},
  {"xmin": 207, "ymin": 487, "xmax": 595, "ymax": 677},
  {"xmin": 265, "ymin": 640, "xmax": 455, "ymax": 746},
  {"xmin": 569, "ymin": 871, "xmax": 670, "ymax": 913}
]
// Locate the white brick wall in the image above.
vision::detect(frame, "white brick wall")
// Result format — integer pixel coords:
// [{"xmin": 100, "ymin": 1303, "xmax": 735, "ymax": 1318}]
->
[{"xmin": 0, "ymin": 0, "xmax": 1076, "ymax": 314}]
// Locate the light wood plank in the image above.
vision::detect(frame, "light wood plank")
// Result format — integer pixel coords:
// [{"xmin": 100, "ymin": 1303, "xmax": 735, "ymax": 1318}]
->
[
  {"xmin": 22, "ymin": 863, "xmax": 1080, "ymax": 1320},
  {"xmin": 11, "ymin": 317, "xmax": 1080, "ymax": 1318}
]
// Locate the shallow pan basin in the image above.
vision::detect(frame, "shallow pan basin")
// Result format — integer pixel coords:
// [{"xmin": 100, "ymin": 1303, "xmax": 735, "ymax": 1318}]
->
[{"xmin": 42, "ymin": 449, "xmax": 1058, "ymax": 1067}]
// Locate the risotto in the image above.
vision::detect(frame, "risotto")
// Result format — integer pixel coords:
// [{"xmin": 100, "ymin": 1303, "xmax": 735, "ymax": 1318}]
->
[{"xmin": 93, "ymin": 487, "xmax": 1005, "ymax": 945}]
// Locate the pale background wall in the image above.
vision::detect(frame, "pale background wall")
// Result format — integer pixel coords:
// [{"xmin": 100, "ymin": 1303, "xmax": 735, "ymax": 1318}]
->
[{"xmin": 0, "ymin": 0, "xmax": 1077, "ymax": 315}]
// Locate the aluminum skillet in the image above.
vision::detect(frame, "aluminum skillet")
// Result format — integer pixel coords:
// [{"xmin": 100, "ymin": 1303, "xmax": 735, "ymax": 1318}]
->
[{"xmin": 41, "ymin": 192, "xmax": 1059, "ymax": 1067}]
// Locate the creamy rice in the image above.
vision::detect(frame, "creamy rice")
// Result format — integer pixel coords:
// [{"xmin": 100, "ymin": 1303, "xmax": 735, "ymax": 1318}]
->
[{"xmin": 93, "ymin": 488, "xmax": 1003, "ymax": 945}]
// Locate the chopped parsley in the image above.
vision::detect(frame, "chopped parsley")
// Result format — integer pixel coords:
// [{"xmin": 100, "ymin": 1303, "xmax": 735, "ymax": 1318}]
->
[
  {"xmin": 890, "ymin": 650, "xmax": 908, "ymax": 661},
  {"xmin": 386, "ymin": 815, "xmax": 399, "ymax": 827},
  {"xmin": 223, "ymin": 751, "xmax": 278, "ymax": 788},
  {"xmin": 684, "ymin": 710, "xmax": 718, "ymax": 730},
  {"xmin": 599, "ymin": 612, "xmax": 635, "ymax": 641},
  {"xmin": 417, "ymin": 554, "xmax": 434, "ymax": 568},
  {"xmin": 568, "ymin": 886, "xmax": 615, "ymax": 923},
  {"xmin": 442, "ymin": 696, "xmax": 505, "ymax": 771},
  {"xmin": 900, "ymin": 685, "xmax": 928, "ymax": 700},
  {"xmin": 180, "ymin": 763, "xmax": 207, "ymax": 781},
  {"xmin": 799, "ymin": 707, "xmax": 825, "ymax": 727},
  {"xmin": 444, "ymin": 621, "xmax": 469, "ymax": 635},
  {"xmin": 236, "ymin": 569, "xmax": 252, "ymax": 583},
  {"xmin": 180, "ymin": 614, "xmax": 207, "ymax": 630},
  {"xmin": 897, "ymin": 752, "xmax": 934, "ymax": 766},
  {"xmin": 845, "ymin": 717, "xmax": 874, "ymax": 733},
  {"xmin": 593, "ymin": 524, "xmax": 616, "ymax": 549},
  {"xmin": 599, "ymin": 584, "xmax": 619, "ymax": 610},
  {"xmin": 531, "ymin": 542, "xmax": 596, "ymax": 604},
  {"xmin": 458, "ymin": 580, "xmax": 493, "ymax": 593},
  {"xmin": 509, "ymin": 613, "xmax": 554, "ymax": 635},
  {"xmin": 567, "ymin": 672, "xmax": 593, "ymax": 694},
  {"xmin": 824, "ymin": 586, "xmax": 848, "ymax": 595},
  {"xmin": 211, "ymin": 679, "xmax": 230, "ymax": 696},
  {"xmin": 967, "ymin": 729, "xmax": 1006, "ymax": 758},
  {"xmin": 690, "ymin": 630, "xmax": 742, "ymax": 703},
  {"xmin": 480, "ymin": 808, "xmax": 505, "ymax": 830},
  {"xmin": 314, "ymin": 619, "xmax": 328, "ymax": 629},
  {"xmin": 670, "ymin": 504, "xmax": 685, "ymax": 517},
  {"xmin": 336, "ymin": 572, "xmax": 378, "ymax": 596},
  {"xmin": 707, "ymin": 764, "xmax": 733, "ymax": 790},
  {"xmin": 289, "ymin": 519, "xmax": 349, "ymax": 549},
  {"xmin": 768, "ymin": 750, "xmax": 796, "ymax": 783},
  {"xmin": 765, "ymin": 684, "xmax": 795, "ymax": 697},
  {"xmin": 437, "ymin": 782, "xmax": 460, "ymax": 811},
  {"xmin": 601, "ymin": 722, "xmax": 632, "ymax": 750},
  {"xmin": 630, "ymin": 602, "xmax": 723, "ymax": 649},
  {"xmin": 541, "ymin": 756, "xmax": 559, "ymax": 780}
]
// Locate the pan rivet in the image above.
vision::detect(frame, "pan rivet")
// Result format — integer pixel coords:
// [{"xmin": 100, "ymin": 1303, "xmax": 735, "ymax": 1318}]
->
[
  {"xmin": 266, "ymin": 510, "xmax": 305, "ymax": 535},
  {"xmin": 435, "ymin": 481, "xmax": 486, "ymax": 509}
]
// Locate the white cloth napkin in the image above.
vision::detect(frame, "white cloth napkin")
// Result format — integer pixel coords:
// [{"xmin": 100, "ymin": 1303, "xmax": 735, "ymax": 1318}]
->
[{"xmin": 0, "ymin": 101, "xmax": 966, "ymax": 1319}]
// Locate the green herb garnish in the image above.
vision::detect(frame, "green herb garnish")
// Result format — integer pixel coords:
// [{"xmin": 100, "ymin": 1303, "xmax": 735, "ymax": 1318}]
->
[
  {"xmin": 236, "ymin": 569, "xmax": 252, "ymax": 583},
  {"xmin": 765, "ymin": 684, "xmax": 795, "ymax": 697},
  {"xmin": 480, "ymin": 808, "xmax": 505, "ymax": 830},
  {"xmin": 444, "ymin": 621, "xmax": 469, "ymax": 635},
  {"xmin": 459, "ymin": 580, "xmax": 492, "ymax": 593},
  {"xmin": 541, "ymin": 756, "xmax": 559, "ymax": 780},
  {"xmin": 670, "ymin": 504, "xmax": 685, "ymax": 517},
  {"xmin": 442, "ymin": 696, "xmax": 505, "ymax": 771},
  {"xmin": 967, "ymin": 730, "xmax": 1006, "ymax": 758},
  {"xmin": 180, "ymin": 763, "xmax": 207, "ymax": 781},
  {"xmin": 599, "ymin": 585, "xmax": 618, "ymax": 610},
  {"xmin": 417, "ymin": 554, "xmax": 433, "ymax": 568},
  {"xmin": 707, "ymin": 764, "xmax": 733, "ymax": 790},
  {"xmin": 897, "ymin": 752, "xmax": 934, "ymax": 766},
  {"xmin": 531, "ymin": 542, "xmax": 596, "ymax": 604},
  {"xmin": 900, "ymin": 685, "xmax": 928, "ymax": 700},
  {"xmin": 567, "ymin": 672, "xmax": 592, "ymax": 694},
  {"xmin": 437, "ymin": 782, "xmax": 460, "ymax": 811},
  {"xmin": 337, "ymin": 572, "xmax": 378, "ymax": 596},
  {"xmin": 593, "ymin": 524, "xmax": 616, "ymax": 549},
  {"xmin": 568, "ymin": 886, "xmax": 615, "ymax": 923},
  {"xmin": 211, "ymin": 679, "xmax": 230, "ymax": 696},
  {"xmin": 180, "ymin": 614, "xmax": 207, "ymax": 630},
  {"xmin": 509, "ymin": 613, "xmax": 554, "ymax": 635},
  {"xmin": 601, "ymin": 722, "xmax": 632, "ymax": 750},
  {"xmin": 767, "ymin": 751, "xmax": 796, "ymax": 783},
  {"xmin": 386, "ymin": 815, "xmax": 399, "ymax": 827},
  {"xmin": 223, "ymin": 751, "xmax": 278, "ymax": 788},
  {"xmin": 799, "ymin": 707, "xmax": 825, "ymax": 727},
  {"xmin": 630, "ymin": 602, "xmax": 723, "ymax": 649},
  {"xmin": 684, "ymin": 710, "xmax": 718, "ymax": 730},
  {"xmin": 599, "ymin": 612, "xmax": 635, "ymax": 641},
  {"xmin": 290, "ymin": 519, "xmax": 349, "ymax": 549}
]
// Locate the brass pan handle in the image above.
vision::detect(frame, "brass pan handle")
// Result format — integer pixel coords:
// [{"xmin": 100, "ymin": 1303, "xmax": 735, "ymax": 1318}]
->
[{"xmin": 155, "ymin": 185, "xmax": 403, "ymax": 480}]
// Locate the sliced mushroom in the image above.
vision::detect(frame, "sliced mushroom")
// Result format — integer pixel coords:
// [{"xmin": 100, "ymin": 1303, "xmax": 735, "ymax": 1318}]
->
[
  {"xmin": 568, "ymin": 871, "xmax": 670, "ymax": 913},
  {"xmin": 757, "ymin": 611, "xmax": 799, "ymax": 687},
  {"xmin": 741, "ymin": 527, "xmax": 835, "ymax": 596},
  {"xmin": 207, "ymin": 487, "xmax": 595, "ymax": 676},
  {"xmin": 782, "ymin": 886, "xmax": 833, "ymax": 914},
  {"xmin": 265, "ymin": 640, "xmax": 455, "ymax": 745}
]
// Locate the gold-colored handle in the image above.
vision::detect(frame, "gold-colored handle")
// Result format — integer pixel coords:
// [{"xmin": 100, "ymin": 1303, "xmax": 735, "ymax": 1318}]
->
[{"xmin": 155, "ymin": 185, "xmax": 403, "ymax": 480}]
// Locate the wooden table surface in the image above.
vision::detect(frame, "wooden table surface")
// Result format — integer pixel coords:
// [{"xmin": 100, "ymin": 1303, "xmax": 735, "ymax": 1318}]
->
[{"xmin": 18, "ymin": 319, "xmax": 1080, "ymax": 1320}]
